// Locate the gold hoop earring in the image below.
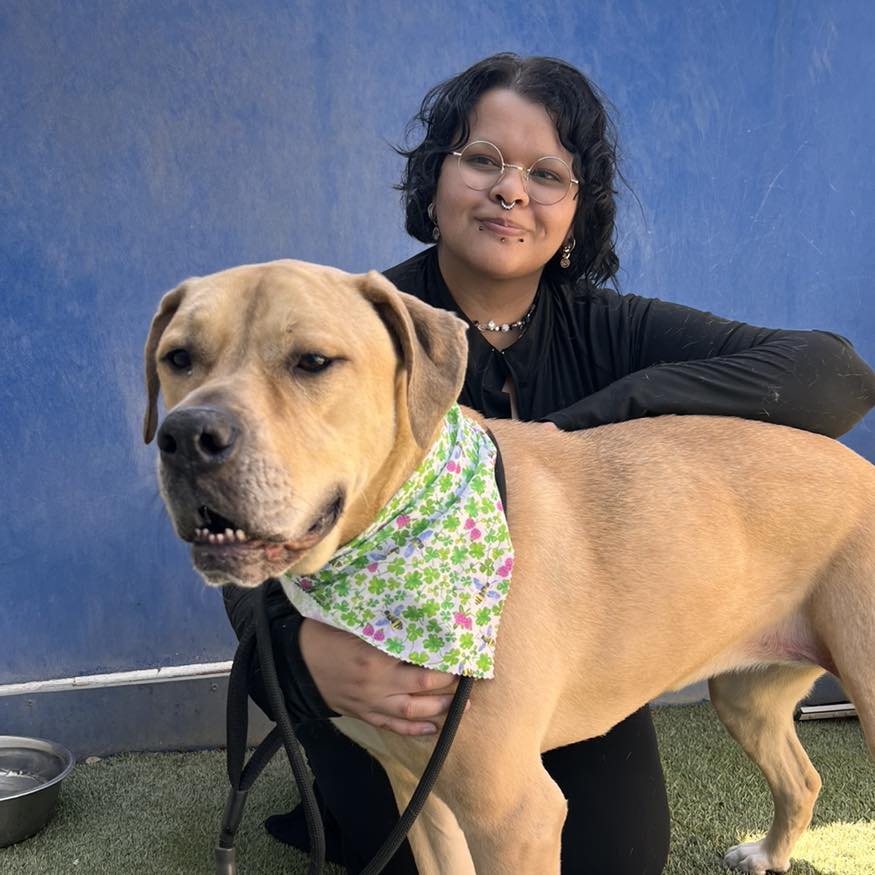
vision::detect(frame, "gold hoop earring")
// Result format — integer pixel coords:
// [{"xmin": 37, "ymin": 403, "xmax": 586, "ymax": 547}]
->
[
  {"xmin": 427, "ymin": 202, "xmax": 440, "ymax": 241},
  {"xmin": 560, "ymin": 237, "xmax": 575, "ymax": 269}
]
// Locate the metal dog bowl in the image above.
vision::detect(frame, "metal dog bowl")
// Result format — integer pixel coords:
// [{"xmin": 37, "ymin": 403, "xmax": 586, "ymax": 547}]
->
[{"xmin": 0, "ymin": 736, "xmax": 74, "ymax": 847}]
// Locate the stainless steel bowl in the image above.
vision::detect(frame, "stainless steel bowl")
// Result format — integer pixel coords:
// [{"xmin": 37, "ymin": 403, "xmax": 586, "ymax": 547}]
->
[{"xmin": 0, "ymin": 736, "xmax": 75, "ymax": 847}]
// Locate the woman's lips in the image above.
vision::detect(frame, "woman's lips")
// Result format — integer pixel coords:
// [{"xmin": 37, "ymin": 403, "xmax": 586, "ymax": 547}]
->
[{"xmin": 476, "ymin": 218, "xmax": 526, "ymax": 237}]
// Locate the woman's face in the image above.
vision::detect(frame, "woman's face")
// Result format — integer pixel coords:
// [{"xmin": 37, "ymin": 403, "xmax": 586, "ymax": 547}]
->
[{"xmin": 433, "ymin": 88, "xmax": 578, "ymax": 285}]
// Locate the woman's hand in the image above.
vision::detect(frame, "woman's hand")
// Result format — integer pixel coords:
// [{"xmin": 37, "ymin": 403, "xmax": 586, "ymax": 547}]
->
[{"xmin": 299, "ymin": 618, "xmax": 459, "ymax": 736}]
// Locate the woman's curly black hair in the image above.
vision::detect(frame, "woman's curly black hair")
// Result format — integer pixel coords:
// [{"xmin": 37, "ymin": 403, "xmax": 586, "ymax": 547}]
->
[{"xmin": 396, "ymin": 53, "xmax": 620, "ymax": 286}]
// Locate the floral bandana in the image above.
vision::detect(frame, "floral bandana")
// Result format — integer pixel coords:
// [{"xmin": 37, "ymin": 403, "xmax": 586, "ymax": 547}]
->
[{"xmin": 281, "ymin": 404, "xmax": 513, "ymax": 678}]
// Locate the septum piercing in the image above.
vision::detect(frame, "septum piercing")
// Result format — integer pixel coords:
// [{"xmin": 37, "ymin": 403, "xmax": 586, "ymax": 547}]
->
[{"xmin": 498, "ymin": 197, "xmax": 515, "ymax": 211}]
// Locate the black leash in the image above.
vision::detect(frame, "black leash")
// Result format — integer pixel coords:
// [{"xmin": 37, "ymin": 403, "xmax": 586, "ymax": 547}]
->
[
  {"xmin": 216, "ymin": 591, "xmax": 327, "ymax": 875},
  {"xmin": 215, "ymin": 428, "xmax": 505, "ymax": 874},
  {"xmin": 216, "ymin": 599, "xmax": 473, "ymax": 875}
]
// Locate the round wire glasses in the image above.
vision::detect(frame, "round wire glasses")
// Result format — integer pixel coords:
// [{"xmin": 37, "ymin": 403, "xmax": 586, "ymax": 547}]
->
[{"xmin": 451, "ymin": 140, "xmax": 579, "ymax": 206}]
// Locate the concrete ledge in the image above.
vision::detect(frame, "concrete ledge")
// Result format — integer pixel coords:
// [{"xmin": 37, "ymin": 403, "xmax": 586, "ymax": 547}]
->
[
  {"xmin": 0, "ymin": 674, "xmax": 709, "ymax": 759},
  {"xmin": 2, "ymin": 674, "xmax": 843, "ymax": 759},
  {"xmin": 0, "ymin": 675, "xmax": 274, "ymax": 759}
]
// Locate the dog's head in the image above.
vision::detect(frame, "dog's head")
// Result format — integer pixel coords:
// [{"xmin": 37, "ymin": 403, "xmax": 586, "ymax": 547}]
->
[{"xmin": 144, "ymin": 259, "xmax": 467, "ymax": 586}]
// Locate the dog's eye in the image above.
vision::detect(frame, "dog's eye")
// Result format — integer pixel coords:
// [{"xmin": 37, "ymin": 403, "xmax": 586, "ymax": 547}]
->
[
  {"xmin": 164, "ymin": 348, "xmax": 192, "ymax": 372},
  {"xmin": 296, "ymin": 353, "xmax": 333, "ymax": 374}
]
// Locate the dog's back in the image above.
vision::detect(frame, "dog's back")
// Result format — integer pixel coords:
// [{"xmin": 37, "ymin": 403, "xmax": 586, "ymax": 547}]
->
[{"xmin": 483, "ymin": 414, "xmax": 875, "ymax": 751}]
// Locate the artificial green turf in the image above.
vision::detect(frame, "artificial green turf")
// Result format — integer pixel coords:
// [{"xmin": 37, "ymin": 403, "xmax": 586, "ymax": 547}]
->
[
  {"xmin": 652, "ymin": 706, "xmax": 874, "ymax": 875},
  {"xmin": 1, "ymin": 704, "xmax": 872, "ymax": 874}
]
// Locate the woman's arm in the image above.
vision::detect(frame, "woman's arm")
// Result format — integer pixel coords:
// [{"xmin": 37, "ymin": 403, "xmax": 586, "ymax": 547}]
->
[
  {"xmin": 222, "ymin": 580, "xmax": 333, "ymax": 721},
  {"xmin": 545, "ymin": 293, "xmax": 875, "ymax": 435},
  {"xmin": 223, "ymin": 581, "xmax": 458, "ymax": 734}
]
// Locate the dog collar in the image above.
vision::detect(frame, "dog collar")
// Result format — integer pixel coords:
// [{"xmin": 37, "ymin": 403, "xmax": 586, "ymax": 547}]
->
[{"xmin": 281, "ymin": 404, "xmax": 513, "ymax": 678}]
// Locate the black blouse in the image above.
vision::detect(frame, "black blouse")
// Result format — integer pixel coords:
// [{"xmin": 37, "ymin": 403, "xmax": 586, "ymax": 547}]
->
[{"xmin": 384, "ymin": 246, "xmax": 875, "ymax": 436}]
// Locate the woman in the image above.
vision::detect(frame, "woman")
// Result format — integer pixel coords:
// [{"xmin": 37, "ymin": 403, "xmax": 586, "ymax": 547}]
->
[{"xmin": 225, "ymin": 53, "xmax": 875, "ymax": 874}]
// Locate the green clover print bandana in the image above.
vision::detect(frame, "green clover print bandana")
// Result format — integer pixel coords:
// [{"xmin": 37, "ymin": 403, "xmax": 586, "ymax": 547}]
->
[{"xmin": 281, "ymin": 404, "xmax": 514, "ymax": 678}]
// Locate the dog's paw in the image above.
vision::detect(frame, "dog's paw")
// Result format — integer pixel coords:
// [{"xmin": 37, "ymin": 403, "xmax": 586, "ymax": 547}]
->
[{"xmin": 724, "ymin": 839, "xmax": 790, "ymax": 874}]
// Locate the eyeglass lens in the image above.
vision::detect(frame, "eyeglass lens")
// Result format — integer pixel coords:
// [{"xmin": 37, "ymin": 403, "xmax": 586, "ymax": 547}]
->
[{"xmin": 456, "ymin": 141, "xmax": 574, "ymax": 205}]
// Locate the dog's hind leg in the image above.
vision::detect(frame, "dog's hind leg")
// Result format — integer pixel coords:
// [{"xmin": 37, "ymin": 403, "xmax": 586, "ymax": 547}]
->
[
  {"xmin": 709, "ymin": 664, "xmax": 824, "ymax": 874},
  {"xmin": 810, "ymin": 527, "xmax": 875, "ymax": 758}
]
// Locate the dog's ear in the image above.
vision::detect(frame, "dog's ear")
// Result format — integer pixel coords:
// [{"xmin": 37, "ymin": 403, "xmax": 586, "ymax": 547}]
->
[
  {"xmin": 358, "ymin": 270, "xmax": 468, "ymax": 448},
  {"xmin": 143, "ymin": 283, "xmax": 189, "ymax": 444}
]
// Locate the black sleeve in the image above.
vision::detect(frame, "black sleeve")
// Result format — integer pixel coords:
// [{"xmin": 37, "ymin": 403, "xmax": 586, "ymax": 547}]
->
[
  {"xmin": 544, "ymin": 293, "xmax": 875, "ymax": 438},
  {"xmin": 222, "ymin": 580, "xmax": 338, "ymax": 722}
]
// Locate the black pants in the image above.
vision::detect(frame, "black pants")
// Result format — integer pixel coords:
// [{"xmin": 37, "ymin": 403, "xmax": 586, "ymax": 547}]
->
[{"xmin": 294, "ymin": 705, "xmax": 670, "ymax": 874}]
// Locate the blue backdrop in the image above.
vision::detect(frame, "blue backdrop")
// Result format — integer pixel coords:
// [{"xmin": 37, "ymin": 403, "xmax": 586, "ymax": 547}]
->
[{"xmin": 2, "ymin": 1, "xmax": 873, "ymax": 728}]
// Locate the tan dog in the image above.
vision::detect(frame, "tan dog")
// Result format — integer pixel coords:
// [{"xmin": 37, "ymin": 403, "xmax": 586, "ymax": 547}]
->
[{"xmin": 144, "ymin": 260, "xmax": 875, "ymax": 875}]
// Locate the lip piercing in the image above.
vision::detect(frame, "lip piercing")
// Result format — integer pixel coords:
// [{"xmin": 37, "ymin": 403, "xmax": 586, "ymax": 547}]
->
[
  {"xmin": 477, "ymin": 225, "xmax": 524, "ymax": 243},
  {"xmin": 499, "ymin": 197, "xmax": 515, "ymax": 211}
]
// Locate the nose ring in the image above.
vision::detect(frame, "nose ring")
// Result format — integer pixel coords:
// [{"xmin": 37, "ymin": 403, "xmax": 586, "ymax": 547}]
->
[{"xmin": 498, "ymin": 197, "xmax": 515, "ymax": 211}]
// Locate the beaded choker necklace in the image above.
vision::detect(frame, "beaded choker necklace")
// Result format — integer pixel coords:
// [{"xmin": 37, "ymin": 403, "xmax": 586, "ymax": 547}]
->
[{"xmin": 472, "ymin": 298, "xmax": 537, "ymax": 333}]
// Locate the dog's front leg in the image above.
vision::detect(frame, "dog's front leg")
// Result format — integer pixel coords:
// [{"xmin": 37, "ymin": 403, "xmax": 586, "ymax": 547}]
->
[
  {"xmin": 437, "ymin": 746, "xmax": 567, "ymax": 875},
  {"xmin": 333, "ymin": 718, "xmax": 477, "ymax": 875},
  {"xmin": 380, "ymin": 757, "xmax": 476, "ymax": 875}
]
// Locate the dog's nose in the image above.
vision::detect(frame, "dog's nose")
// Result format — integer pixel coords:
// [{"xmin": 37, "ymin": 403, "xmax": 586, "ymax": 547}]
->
[{"xmin": 156, "ymin": 406, "xmax": 240, "ymax": 469}]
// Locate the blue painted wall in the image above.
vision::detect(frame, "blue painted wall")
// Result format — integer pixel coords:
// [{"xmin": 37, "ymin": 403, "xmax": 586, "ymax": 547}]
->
[{"xmin": 2, "ymin": 2, "xmax": 873, "ymax": 699}]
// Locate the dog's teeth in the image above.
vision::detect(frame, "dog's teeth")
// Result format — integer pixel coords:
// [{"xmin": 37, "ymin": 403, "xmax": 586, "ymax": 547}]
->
[{"xmin": 194, "ymin": 526, "xmax": 248, "ymax": 544}]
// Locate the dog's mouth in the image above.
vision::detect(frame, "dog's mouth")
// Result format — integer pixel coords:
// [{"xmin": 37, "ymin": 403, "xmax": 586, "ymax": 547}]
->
[
  {"xmin": 193, "ymin": 505, "xmax": 249, "ymax": 545},
  {"xmin": 186, "ymin": 491, "xmax": 345, "ymax": 584}
]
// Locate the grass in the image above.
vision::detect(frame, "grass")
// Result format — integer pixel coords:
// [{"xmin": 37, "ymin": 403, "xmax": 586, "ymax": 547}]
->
[
  {"xmin": 653, "ymin": 706, "xmax": 874, "ymax": 874},
  {"xmin": 1, "ymin": 704, "xmax": 872, "ymax": 874}
]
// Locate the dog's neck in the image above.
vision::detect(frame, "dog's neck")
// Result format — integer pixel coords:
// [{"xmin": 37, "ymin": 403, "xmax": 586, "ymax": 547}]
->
[
  {"xmin": 282, "ymin": 403, "xmax": 513, "ymax": 678},
  {"xmin": 337, "ymin": 414, "xmax": 443, "ymax": 548}
]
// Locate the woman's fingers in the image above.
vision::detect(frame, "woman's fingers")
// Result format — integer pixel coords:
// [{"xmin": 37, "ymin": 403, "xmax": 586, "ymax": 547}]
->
[
  {"xmin": 368, "ymin": 694, "xmax": 468, "ymax": 736},
  {"xmin": 395, "ymin": 662, "xmax": 458, "ymax": 694},
  {"xmin": 366, "ymin": 714, "xmax": 441, "ymax": 737},
  {"xmin": 299, "ymin": 619, "xmax": 467, "ymax": 735},
  {"xmin": 396, "ymin": 693, "xmax": 457, "ymax": 721}
]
